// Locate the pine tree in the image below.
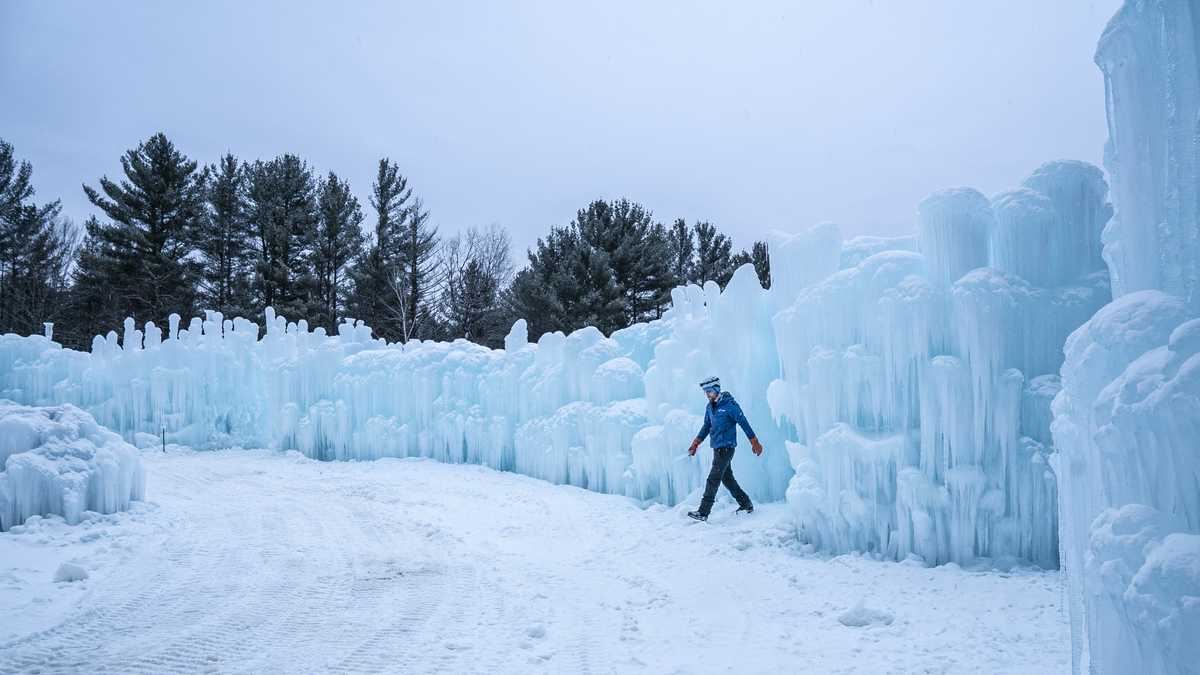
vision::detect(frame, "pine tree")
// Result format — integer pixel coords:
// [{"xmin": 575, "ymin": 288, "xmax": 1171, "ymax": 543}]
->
[
  {"xmin": 641, "ymin": 222, "xmax": 676, "ymax": 318},
  {"xmin": 0, "ymin": 139, "xmax": 73, "ymax": 338},
  {"xmin": 244, "ymin": 154, "xmax": 318, "ymax": 321},
  {"xmin": 197, "ymin": 153, "xmax": 254, "ymax": 318},
  {"xmin": 346, "ymin": 159, "xmax": 420, "ymax": 342},
  {"xmin": 458, "ymin": 258, "xmax": 501, "ymax": 342},
  {"xmin": 69, "ymin": 215, "xmax": 125, "ymax": 343},
  {"xmin": 13, "ymin": 216, "xmax": 78, "ymax": 340},
  {"xmin": 505, "ymin": 266, "xmax": 558, "ymax": 340},
  {"xmin": 749, "ymin": 240, "xmax": 771, "ymax": 289},
  {"xmin": 731, "ymin": 248, "xmax": 752, "ymax": 273},
  {"xmin": 0, "ymin": 139, "xmax": 39, "ymax": 228},
  {"xmin": 692, "ymin": 220, "xmax": 734, "ymax": 287},
  {"xmin": 369, "ymin": 158, "xmax": 412, "ymax": 261},
  {"xmin": 571, "ymin": 238, "xmax": 624, "ymax": 332},
  {"xmin": 395, "ymin": 197, "xmax": 440, "ymax": 341},
  {"xmin": 507, "ymin": 198, "xmax": 677, "ymax": 339},
  {"xmin": 667, "ymin": 218, "xmax": 695, "ymax": 287},
  {"xmin": 310, "ymin": 171, "xmax": 365, "ymax": 330},
  {"xmin": 572, "ymin": 199, "xmax": 674, "ymax": 325},
  {"xmin": 730, "ymin": 241, "xmax": 771, "ymax": 289},
  {"xmin": 506, "ymin": 224, "xmax": 624, "ymax": 339},
  {"xmin": 346, "ymin": 247, "xmax": 391, "ymax": 337},
  {"xmin": 78, "ymin": 132, "xmax": 206, "ymax": 332}
]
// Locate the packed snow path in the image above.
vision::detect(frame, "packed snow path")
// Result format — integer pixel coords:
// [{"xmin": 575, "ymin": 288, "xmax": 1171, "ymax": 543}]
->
[{"xmin": 0, "ymin": 450, "xmax": 1068, "ymax": 674}]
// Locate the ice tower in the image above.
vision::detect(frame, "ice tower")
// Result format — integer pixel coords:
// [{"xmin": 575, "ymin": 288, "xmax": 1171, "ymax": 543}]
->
[
  {"xmin": 768, "ymin": 162, "xmax": 1110, "ymax": 570},
  {"xmin": 1051, "ymin": 1, "xmax": 1200, "ymax": 673}
]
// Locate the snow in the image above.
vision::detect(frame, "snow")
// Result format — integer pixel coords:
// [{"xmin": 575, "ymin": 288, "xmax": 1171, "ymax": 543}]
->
[
  {"xmin": 52, "ymin": 562, "xmax": 88, "ymax": 583},
  {"xmin": 837, "ymin": 601, "xmax": 895, "ymax": 628},
  {"xmin": 0, "ymin": 449, "xmax": 1070, "ymax": 673},
  {"xmin": 0, "ymin": 401, "xmax": 145, "ymax": 531}
]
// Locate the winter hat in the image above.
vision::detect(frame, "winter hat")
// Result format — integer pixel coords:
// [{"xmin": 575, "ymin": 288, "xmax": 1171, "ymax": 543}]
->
[{"xmin": 699, "ymin": 376, "xmax": 721, "ymax": 393}]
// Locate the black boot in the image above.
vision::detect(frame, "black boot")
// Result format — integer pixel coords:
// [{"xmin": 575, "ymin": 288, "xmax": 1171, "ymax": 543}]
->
[
  {"xmin": 687, "ymin": 510, "xmax": 708, "ymax": 522},
  {"xmin": 736, "ymin": 504, "xmax": 754, "ymax": 514}
]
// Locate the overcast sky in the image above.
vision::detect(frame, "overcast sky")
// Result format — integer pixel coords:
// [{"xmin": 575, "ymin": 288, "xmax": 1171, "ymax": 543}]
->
[{"xmin": 2, "ymin": 0, "xmax": 1121, "ymax": 258}]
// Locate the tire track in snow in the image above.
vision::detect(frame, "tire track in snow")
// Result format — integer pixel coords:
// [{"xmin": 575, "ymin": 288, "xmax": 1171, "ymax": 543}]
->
[
  {"xmin": 0, "ymin": 451, "xmax": 1071, "ymax": 674},
  {"xmin": 328, "ymin": 565, "xmax": 449, "ymax": 674},
  {"xmin": 118, "ymin": 505, "xmax": 347, "ymax": 673},
  {"xmin": 0, "ymin": 456, "xmax": 358, "ymax": 674},
  {"xmin": 0, "ymin": 518, "xmax": 214, "ymax": 672}
]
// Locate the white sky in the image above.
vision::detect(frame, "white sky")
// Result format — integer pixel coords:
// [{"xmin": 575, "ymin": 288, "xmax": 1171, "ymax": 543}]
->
[{"xmin": 1, "ymin": 0, "xmax": 1122, "ymax": 257}]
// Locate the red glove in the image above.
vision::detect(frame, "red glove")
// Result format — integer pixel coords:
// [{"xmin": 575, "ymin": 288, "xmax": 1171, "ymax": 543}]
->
[
  {"xmin": 688, "ymin": 438, "xmax": 701, "ymax": 456},
  {"xmin": 750, "ymin": 437, "xmax": 764, "ymax": 456}
]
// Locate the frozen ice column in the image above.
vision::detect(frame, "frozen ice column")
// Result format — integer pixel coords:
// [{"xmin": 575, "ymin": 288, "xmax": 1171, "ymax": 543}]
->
[
  {"xmin": 1050, "ymin": 2, "xmax": 1200, "ymax": 673},
  {"xmin": 989, "ymin": 188, "xmax": 1060, "ymax": 288},
  {"xmin": 990, "ymin": 162, "xmax": 1112, "ymax": 290},
  {"xmin": 1020, "ymin": 161, "xmax": 1112, "ymax": 286},
  {"xmin": 1096, "ymin": 0, "xmax": 1200, "ymax": 306},
  {"xmin": 917, "ymin": 188, "xmax": 993, "ymax": 289}
]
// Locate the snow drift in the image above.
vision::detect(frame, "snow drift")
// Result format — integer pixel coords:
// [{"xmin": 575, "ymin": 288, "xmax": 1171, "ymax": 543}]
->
[{"xmin": 0, "ymin": 400, "xmax": 145, "ymax": 531}]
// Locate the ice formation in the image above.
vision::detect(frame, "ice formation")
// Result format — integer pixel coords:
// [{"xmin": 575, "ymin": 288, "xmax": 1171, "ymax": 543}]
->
[
  {"xmin": 0, "ymin": 400, "xmax": 145, "ymax": 531},
  {"xmin": 0, "ymin": 2, "xmax": 1192, "ymax": 672},
  {"xmin": 0, "ymin": 13, "xmax": 1188, "ymax": 644},
  {"xmin": 0, "ymin": 154, "xmax": 1109, "ymax": 569},
  {"xmin": 0, "ymin": 273, "xmax": 795, "ymax": 509},
  {"xmin": 1049, "ymin": 2, "xmax": 1200, "ymax": 673},
  {"xmin": 771, "ymin": 166, "xmax": 1110, "ymax": 569}
]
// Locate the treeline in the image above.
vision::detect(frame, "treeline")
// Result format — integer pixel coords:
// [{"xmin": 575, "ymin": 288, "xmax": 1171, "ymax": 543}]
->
[
  {"xmin": 509, "ymin": 203, "xmax": 770, "ymax": 338},
  {"xmin": 0, "ymin": 134, "xmax": 769, "ymax": 350}
]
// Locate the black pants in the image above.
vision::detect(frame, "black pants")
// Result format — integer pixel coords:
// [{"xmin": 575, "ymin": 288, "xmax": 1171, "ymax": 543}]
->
[{"xmin": 699, "ymin": 447, "xmax": 751, "ymax": 516}]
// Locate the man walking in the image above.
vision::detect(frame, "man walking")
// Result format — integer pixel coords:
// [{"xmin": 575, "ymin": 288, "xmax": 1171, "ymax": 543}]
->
[{"xmin": 687, "ymin": 376, "xmax": 763, "ymax": 522}]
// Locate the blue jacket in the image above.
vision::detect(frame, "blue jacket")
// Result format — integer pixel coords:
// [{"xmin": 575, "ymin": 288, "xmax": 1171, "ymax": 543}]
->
[{"xmin": 697, "ymin": 391, "xmax": 756, "ymax": 449}]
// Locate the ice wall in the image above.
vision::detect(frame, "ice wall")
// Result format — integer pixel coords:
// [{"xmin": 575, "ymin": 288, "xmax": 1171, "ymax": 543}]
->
[
  {"xmin": 0, "ymin": 160, "xmax": 1111, "ymax": 568},
  {"xmin": 0, "ymin": 400, "xmax": 145, "ymax": 531},
  {"xmin": 0, "ymin": 281, "xmax": 792, "ymax": 509},
  {"xmin": 1051, "ymin": 2, "xmax": 1200, "ymax": 673},
  {"xmin": 770, "ymin": 164, "xmax": 1110, "ymax": 569}
]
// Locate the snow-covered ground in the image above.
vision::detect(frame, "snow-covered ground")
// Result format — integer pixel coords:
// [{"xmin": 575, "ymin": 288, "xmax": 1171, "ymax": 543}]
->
[{"xmin": 0, "ymin": 449, "xmax": 1068, "ymax": 674}]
